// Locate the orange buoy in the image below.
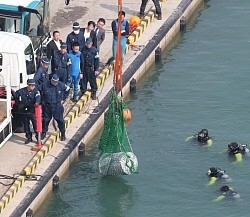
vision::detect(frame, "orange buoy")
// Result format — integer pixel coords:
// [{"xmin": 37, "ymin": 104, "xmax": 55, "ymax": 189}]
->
[
  {"xmin": 123, "ymin": 108, "xmax": 132, "ymax": 122},
  {"xmin": 129, "ymin": 16, "xmax": 141, "ymax": 27}
]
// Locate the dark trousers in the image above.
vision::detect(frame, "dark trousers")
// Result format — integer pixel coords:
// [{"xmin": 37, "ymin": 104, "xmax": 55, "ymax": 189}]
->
[
  {"xmin": 23, "ymin": 113, "xmax": 37, "ymax": 139},
  {"xmin": 42, "ymin": 103, "xmax": 65, "ymax": 134},
  {"xmin": 80, "ymin": 67, "xmax": 98, "ymax": 93},
  {"xmin": 140, "ymin": 0, "xmax": 162, "ymax": 15}
]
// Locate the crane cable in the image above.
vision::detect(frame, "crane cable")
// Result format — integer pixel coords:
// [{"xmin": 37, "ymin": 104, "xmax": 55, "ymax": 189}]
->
[{"xmin": 113, "ymin": 0, "xmax": 123, "ymax": 97}]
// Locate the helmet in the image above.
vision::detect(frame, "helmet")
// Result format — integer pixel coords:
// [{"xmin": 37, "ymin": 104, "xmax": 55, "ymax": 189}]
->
[
  {"xmin": 220, "ymin": 186, "xmax": 229, "ymax": 192},
  {"xmin": 228, "ymin": 142, "xmax": 239, "ymax": 150}
]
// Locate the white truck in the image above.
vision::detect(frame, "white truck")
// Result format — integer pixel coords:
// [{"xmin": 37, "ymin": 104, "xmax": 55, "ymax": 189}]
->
[{"xmin": 0, "ymin": 32, "xmax": 36, "ymax": 148}]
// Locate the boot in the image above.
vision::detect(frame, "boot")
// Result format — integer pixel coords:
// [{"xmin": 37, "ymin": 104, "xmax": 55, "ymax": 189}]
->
[
  {"xmin": 158, "ymin": 14, "xmax": 162, "ymax": 20},
  {"xmin": 25, "ymin": 138, "xmax": 32, "ymax": 144},
  {"xmin": 41, "ymin": 132, "xmax": 46, "ymax": 140},
  {"xmin": 91, "ymin": 92, "xmax": 97, "ymax": 100},
  {"xmin": 73, "ymin": 95, "xmax": 79, "ymax": 102},
  {"xmin": 61, "ymin": 132, "xmax": 66, "ymax": 141}
]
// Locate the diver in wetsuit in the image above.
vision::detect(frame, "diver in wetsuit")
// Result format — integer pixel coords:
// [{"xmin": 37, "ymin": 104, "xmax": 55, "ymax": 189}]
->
[
  {"xmin": 227, "ymin": 142, "xmax": 249, "ymax": 155},
  {"xmin": 206, "ymin": 167, "xmax": 230, "ymax": 185},
  {"xmin": 185, "ymin": 129, "xmax": 212, "ymax": 145},
  {"xmin": 197, "ymin": 129, "xmax": 210, "ymax": 143},
  {"xmin": 214, "ymin": 185, "xmax": 240, "ymax": 201}
]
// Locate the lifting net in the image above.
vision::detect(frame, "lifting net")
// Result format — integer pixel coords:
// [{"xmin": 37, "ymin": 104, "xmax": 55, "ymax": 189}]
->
[{"xmin": 98, "ymin": 90, "xmax": 138, "ymax": 175}]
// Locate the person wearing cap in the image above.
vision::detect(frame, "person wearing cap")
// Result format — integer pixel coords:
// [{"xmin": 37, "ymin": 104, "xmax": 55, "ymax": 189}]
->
[
  {"xmin": 80, "ymin": 37, "xmax": 99, "ymax": 100},
  {"xmin": 11, "ymin": 79, "xmax": 41, "ymax": 144},
  {"xmin": 80, "ymin": 21, "xmax": 97, "ymax": 49},
  {"xmin": 68, "ymin": 42, "xmax": 84, "ymax": 101},
  {"xmin": 66, "ymin": 22, "xmax": 85, "ymax": 52},
  {"xmin": 111, "ymin": 11, "xmax": 129, "ymax": 59},
  {"xmin": 46, "ymin": 30, "xmax": 62, "ymax": 71},
  {"xmin": 40, "ymin": 74, "xmax": 70, "ymax": 141},
  {"xmin": 34, "ymin": 57, "xmax": 50, "ymax": 88},
  {"xmin": 53, "ymin": 42, "xmax": 72, "ymax": 86}
]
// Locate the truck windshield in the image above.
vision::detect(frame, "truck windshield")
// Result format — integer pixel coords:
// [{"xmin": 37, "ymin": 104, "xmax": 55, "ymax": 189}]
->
[
  {"xmin": 0, "ymin": 17, "xmax": 21, "ymax": 33},
  {"xmin": 24, "ymin": 1, "xmax": 49, "ymax": 50},
  {"xmin": 24, "ymin": 44, "xmax": 35, "ymax": 75}
]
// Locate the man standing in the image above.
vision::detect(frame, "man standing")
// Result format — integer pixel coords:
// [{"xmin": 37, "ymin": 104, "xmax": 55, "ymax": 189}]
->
[
  {"xmin": 111, "ymin": 11, "xmax": 129, "ymax": 59},
  {"xmin": 81, "ymin": 21, "xmax": 98, "ymax": 49},
  {"xmin": 139, "ymin": 0, "xmax": 162, "ymax": 20},
  {"xmin": 34, "ymin": 57, "xmax": 50, "ymax": 88},
  {"xmin": 53, "ymin": 43, "xmax": 71, "ymax": 84},
  {"xmin": 66, "ymin": 22, "xmax": 85, "ymax": 52},
  {"xmin": 69, "ymin": 42, "xmax": 84, "ymax": 101},
  {"xmin": 95, "ymin": 18, "xmax": 106, "ymax": 52},
  {"xmin": 80, "ymin": 37, "xmax": 99, "ymax": 100},
  {"xmin": 46, "ymin": 31, "xmax": 62, "ymax": 72},
  {"xmin": 12, "ymin": 79, "xmax": 41, "ymax": 144},
  {"xmin": 40, "ymin": 74, "xmax": 69, "ymax": 141}
]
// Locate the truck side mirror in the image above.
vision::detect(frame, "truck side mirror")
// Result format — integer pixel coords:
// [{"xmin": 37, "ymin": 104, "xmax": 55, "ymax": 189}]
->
[{"xmin": 37, "ymin": 24, "xmax": 44, "ymax": 36}]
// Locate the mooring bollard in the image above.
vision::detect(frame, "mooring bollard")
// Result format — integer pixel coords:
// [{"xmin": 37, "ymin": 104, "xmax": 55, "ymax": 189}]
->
[
  {"xmin": 180, "ymin": 16, "xmax": 186, "ymax": 32},
  {"xmin": 155, "ymin": 47, "xmax": 162, "ymax": 62},
  {"xmin": 78, "ymin": 142, "xmax": 85, "ymax": 156},
  {"xmin": 130, "ymin": 78, "xmax": 137, "ymax": 92},
  {"xmin": 26, "ymin": 208, "xmax": 33, "ymax": 217},
  {"xmin": 52, "ymin": 175, "xmax": 59, "ymax": 191}
]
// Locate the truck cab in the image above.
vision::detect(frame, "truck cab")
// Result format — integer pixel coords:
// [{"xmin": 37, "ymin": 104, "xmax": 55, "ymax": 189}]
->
[
  {"xmin": 0, "ymin": 0, "xmax": 50, "ymax": 50},
  {"xmin": 0, "ymin": 32, "xmax": 35, "ymax": 147}
]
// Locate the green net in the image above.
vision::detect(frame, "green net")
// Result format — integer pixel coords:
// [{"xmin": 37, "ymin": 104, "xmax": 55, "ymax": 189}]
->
[{"xmin": 98, "ymin": 90, "xmax": 138, "ymax": 176}]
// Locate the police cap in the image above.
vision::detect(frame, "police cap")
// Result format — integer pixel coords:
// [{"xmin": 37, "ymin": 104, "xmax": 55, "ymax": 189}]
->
[
  {"xmin": 27, "ymin": 79, "xmax": 36, "ymax": 85},
  {"xmin": 51, "ymin": 74, "xmax": 59, "ymax": 82},
  {"xmin": 36, "ymin": 49, "xmax": 42, "ymax": 56},
  {"xmin": 85, "ymin": 37, "xmax": 93, "ymax": 44},
  {"xmin": 42, "ymin": 57, "xmax": 50, "ymax": 64},
  {"xmin": 60, "ymin": 42, "xmax": 67, "ymax": 49},
  {"xmin": 73, "ymin": 22, "xmax": 80, "ymax": 30}
]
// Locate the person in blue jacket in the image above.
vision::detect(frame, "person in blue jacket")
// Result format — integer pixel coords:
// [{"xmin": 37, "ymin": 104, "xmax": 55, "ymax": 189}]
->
[
  {"xmin": 68, "ymin": 42, "xmax": 84, "ymax": 101},
  {"xmin": 111, "ymin": 11, "xmax": 129, "ymax": 59}
]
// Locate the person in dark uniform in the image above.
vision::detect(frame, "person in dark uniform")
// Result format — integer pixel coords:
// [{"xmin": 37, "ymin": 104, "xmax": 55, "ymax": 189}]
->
[
  {"xmin": 80, "ymin": 37, "xmax": 99, "ymax": 100},
  {"xmin": 46, "ymin": 30, "xmax": 62, "ymax": 71},
  {"xmin": 34, "ymin": 57, "xmax": 50, "ymax": 88},
  {"xmin": 139, "ymin": 0, "xmax": 162, "ymax": 20},
  {"xmin": 52, "ymin": 42, "xmax": 72, "ymax": 84},
  {"xmin": 214, "ymin": 186, "xmax": 240, "ymax": 201},
  {"xmin": 12, "ymin": 79, "xmax": 41, "ymax": 144},
  {"xmin": 66, "ymin": 22, "xmax": 85, "ymax": 52},
  {"xmin": 40, "ymin": 74, "xmax": 70, "ymax": 141}
]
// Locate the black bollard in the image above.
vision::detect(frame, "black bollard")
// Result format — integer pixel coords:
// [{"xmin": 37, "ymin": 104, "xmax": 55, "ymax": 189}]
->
[
  {"xmin": 180, "ymin": 16, "xmax": 186, "ymax": 32},
  {"xmin": 78, "ymin": 142, "xmax": 85, "ymax": 156},
  {"xmin": 52, "ymin": 175, "xmax": 59, "ymax": 191},
  {"xmin": 155, "ymin": 47, "xmax": 162, "ymax": 62},
  {"xmin": 130, "ymin": 78, "xmax": 137, "ymax": 92},
  {"xmin": 26, "ymin": 208, "xmax": 33, "ymax": 217}
]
